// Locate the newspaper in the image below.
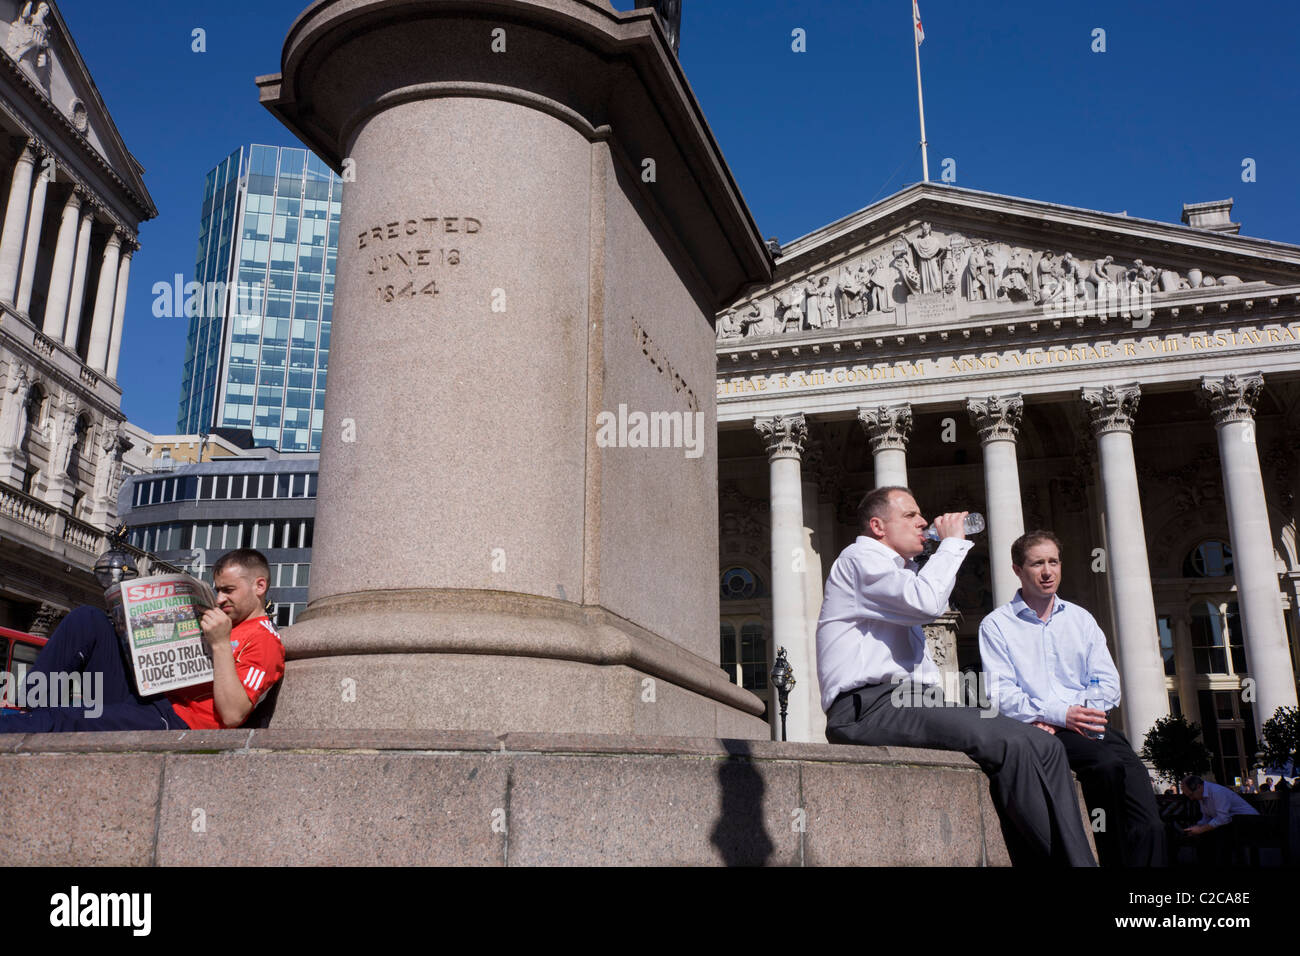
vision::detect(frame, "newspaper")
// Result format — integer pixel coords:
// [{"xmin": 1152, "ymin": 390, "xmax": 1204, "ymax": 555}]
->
[{"xmin": 105, "ymin": 573, "xmax": 218, "ymax": 696}]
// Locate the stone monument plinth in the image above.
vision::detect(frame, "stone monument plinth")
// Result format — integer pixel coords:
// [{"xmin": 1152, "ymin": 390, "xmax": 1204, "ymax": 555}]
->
[{"xmin": 256, "ymin": 0, "xmax": 772, "ymax": 735}]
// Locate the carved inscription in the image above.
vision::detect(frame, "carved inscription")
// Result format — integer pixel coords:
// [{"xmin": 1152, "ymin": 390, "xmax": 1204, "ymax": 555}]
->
[{"xmin": 360, "ymin": 215, "xmax": 482, "ymax": 304}]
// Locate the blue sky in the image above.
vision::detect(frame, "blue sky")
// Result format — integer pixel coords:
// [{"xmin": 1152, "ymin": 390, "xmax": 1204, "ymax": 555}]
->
[{"xmin": 55, "ymin": 0, "xmax": 1300, "ymax": 436}]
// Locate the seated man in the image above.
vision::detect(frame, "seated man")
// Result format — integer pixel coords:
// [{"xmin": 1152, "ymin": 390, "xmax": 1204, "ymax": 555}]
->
[
  {"xmin": 1180, "ymin": 774, "xmax": 1260, "ymax": 865},
  {"xmin": 818, "ymin": 486, "xmax": 1095, "ymax": 866},
  {"xmin": 0, "ymin": 548, "xmax": 284, "ymax": 733},
  {"xmin": 978, "ymin": 530, "xmax": 1167, "ymax": 866}
]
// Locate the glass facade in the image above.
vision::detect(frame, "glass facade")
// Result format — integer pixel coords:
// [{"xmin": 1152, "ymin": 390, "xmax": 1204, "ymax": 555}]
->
[{"xmin": 177, "ymin": 145, "xmax": 342, "ymax": 451}]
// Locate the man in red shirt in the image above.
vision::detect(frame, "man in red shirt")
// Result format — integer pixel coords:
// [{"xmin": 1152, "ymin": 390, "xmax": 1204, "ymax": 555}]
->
[{"xmin": 0, "ymin": 549, "xmax": 284, "ymax": 733}]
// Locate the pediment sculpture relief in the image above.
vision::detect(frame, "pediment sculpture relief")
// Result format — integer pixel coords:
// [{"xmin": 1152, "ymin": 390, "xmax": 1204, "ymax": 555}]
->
[
  {"xmin": 717, "ymin": 219, "xmax": 1258, "ymax": 342},
  {"xmin": 5, "ymin": 2, "xmax": 52, "ymax": 83}
]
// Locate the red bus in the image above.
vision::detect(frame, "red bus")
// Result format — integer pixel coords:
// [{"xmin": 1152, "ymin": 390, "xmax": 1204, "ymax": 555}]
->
[{"xmin": 1, "ymin": 625, "xmax": 47, "ymax": 710}]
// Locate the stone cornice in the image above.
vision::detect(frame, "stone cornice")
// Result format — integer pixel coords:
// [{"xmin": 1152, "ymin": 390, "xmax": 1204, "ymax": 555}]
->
[
  {"xmin": 0, "ymin": 8, "xmax": 157, "ymax": 222},
  {"xmin": 773, "ymin": 183, "xmax": 1300, "ymax": 275},
  {"xmin": 717, "ymin": 287, "xmax": 1300, "ymax": 370}
]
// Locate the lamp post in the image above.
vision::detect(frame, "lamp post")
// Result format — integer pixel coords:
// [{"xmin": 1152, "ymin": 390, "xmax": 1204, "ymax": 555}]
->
[{"xmin": 770, "ymin": 646, "xmax": 795, "ymax": 742}]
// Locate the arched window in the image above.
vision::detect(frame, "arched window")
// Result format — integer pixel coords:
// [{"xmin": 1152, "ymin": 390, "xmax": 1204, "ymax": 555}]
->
[{"xmin": 1183, "ymin": 540, "xmax": 1233, "ymax": 578}]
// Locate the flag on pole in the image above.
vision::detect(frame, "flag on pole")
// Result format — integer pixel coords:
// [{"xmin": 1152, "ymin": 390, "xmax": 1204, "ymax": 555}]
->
[{"xmin": 913, "ymin": 0, "xmax": 924, "ymax": 45}]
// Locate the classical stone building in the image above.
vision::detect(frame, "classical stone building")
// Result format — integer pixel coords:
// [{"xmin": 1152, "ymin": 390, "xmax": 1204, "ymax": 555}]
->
[
  {"xmin": 718, "ymin": 184, "xmax": 1300, "ymax": 784},
  {"xmin": 0, "ymin": 1, "xmax": 156, "ymax": 631}
]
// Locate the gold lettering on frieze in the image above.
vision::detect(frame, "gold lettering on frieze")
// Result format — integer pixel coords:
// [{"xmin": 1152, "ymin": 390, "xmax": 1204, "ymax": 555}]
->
[{"xmin": 715, "ymin": 322, "xmax": 1300, "ymax": 397}]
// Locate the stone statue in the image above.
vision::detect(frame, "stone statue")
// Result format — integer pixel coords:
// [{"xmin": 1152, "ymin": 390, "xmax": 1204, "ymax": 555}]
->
[
  {"xmin": 866, "ymin": 254, "xmax": 896, "ymax": 312},
  {"xmin": 1002, "ymin": 248, "xmax": 1033, "ymax": 301},
  {"xmin": 1090, "ymin": 255, "xmax": 1115, "ymax": 301},
  {"xmin": 1035, "ymin": 251, "xmax": 1058, "ymax": 304},
  {"xmin": 91, "ymin": 420, "xmax": 123, "ymax": 505},
  {"xmin": 634, "ymin": 0, "xmax": 681, "ymax": 55},
  {"xmin": 0, "ymin": 362, "xmax": 31, "ymax": 451},
  {"xmin": 47, "ymin": 393, "xmax": 78, "ymax": 478},
  {"xmin": 1127, "ymin": 258, "xmax": 1154, "ymax": 298},
  {"xmin": 6, "ymin": 2, "xmax": 52, "ymax": 69},
  {"xmin": 716, "ymin": 309, "xmax": 742, "ymax": 341},
  {"xmin": 905, "ymin": 222, "xmax": 944, "ymax": 294},
  {"xmin": 806, "ymin": 275, "xmax": 836, "ymax": 329},
  {"xmin": 836, "ymin": 263, "xmax": 867, "ymax": 320},
  {"xmin": 776, "ymin": 284, "xmax": 804, "ymax": 332},
  {"xmin": 942, "ymin": 239, "xmax": 962, "ymax": 295},
  {"xmin": 891, "ymin": 240, "xmax": 921, "ymax": 296},
  {"xmin": 965, "ymin": 242, "xmax": 999, "ymax": 302}
]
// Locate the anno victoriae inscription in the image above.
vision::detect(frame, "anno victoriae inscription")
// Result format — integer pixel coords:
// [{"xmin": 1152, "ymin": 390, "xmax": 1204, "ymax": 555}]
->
[
  {"xmin": 360, "ymin": 215, "xmax": 482, "ymax": 304},
  {"xmin": 717, "ymin": 322, "xmax": 1300, "ymax": 396}
]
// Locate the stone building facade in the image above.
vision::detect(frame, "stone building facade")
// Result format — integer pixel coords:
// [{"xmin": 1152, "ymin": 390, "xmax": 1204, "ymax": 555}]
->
[
  {"xmin": 717, "ymin": 184, "xmax": 1300, "ymax": 784},
  {"xmin": 0, "ymin": 1, "xmax": 156, "ymax": 631}
]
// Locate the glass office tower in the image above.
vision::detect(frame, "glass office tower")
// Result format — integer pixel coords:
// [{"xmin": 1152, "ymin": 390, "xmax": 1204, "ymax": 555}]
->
[{"xmin": 177, "ymin": 145, "xmax": 342, "ymax": 451}]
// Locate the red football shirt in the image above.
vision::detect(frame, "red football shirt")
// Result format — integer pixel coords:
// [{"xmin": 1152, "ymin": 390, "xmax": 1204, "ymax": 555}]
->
[{"xmin": 166, "ymin": 614, "xmax": 285, "ymax": 729}]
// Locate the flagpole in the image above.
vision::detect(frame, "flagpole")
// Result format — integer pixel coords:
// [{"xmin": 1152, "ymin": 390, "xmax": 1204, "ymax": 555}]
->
[{"xmin": 913, "ymin": 1, "xmax": 929, "ymax": 183}]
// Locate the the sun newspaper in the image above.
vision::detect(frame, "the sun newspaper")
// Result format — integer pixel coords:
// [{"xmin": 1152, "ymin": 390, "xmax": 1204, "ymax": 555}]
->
[{"xmin": 105, "ymin": 573, "xmax": 218, "ymax": 696}]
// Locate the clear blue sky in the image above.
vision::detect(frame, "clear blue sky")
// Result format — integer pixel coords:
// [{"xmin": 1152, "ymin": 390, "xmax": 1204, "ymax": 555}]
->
[{"xmin": 55, "ymin": 0, "xmax": 1300, "ymax": 436}]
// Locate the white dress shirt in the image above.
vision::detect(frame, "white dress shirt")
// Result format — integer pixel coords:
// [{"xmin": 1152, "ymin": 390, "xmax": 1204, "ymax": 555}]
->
[
  {"xmin": 978, "ymin": 591, "xmax": 1121, "ymax": 729},
  {"xmin": 1195, "ymin": 781, "xmax": 1260, "ymax": 827},
  {"xmin": 816, "ymin": 535, "xmax": 973, "ymax": 712}
]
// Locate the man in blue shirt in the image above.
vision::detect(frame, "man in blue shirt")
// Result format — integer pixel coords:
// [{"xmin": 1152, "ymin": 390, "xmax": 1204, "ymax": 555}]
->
[
  {"xmin": 979, "ymin": 530, "xmax": 1166, "ymax": 866},
  {"xmin": 1180, "ymin": 775, "xmax": 1260, "ymax": 865}
]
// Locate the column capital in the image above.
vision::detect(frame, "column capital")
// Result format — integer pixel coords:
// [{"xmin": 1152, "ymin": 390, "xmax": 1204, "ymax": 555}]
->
[
  {"xmin": 1199, "ymin": 371, "xmax": 1264, "ymax": 426},
  {"xmin": 966, "ymin": 393, "xmax": 1024, "ymax": 443},
  {"xmin": 15, "ymin": 139, "xmax": 38, "ymax": 164},
  {"xmin": 754, "ymin": 413, "xmax": 807, "ymax": 462},
  {"xmin": 104, "ymin": 229, "xmax": 123, "ymax": 249},
  {"xmin": 858, "ymin": 402, "xmax": 912, "ymax": 453},
  {"xmin": 1082, "ymin": 382, "xmax": 1141, "ymax": 435}
]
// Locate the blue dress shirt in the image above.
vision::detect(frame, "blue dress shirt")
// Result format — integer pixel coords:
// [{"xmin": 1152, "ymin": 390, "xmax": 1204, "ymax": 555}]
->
[
  {"xmin": 1195, "ymin": 781, "xmax": 1260, "ymax": 827},
  {"xmin": 978, "ymin": 591, "xmax": 1121, "ymax": 728}
]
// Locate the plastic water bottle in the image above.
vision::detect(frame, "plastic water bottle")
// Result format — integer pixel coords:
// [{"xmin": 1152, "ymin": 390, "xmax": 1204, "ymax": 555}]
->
[
  {"xmin": 1086, "ymin": 676, "xmax": 1105, "ymax": 740},
  {"xmin": 923, "ymin": 512, "xmax": 985, "ymax": 541}
]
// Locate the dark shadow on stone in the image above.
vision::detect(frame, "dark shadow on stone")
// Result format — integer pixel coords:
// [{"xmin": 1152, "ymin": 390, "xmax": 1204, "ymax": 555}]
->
[
  {"xmin": 710, "ymin": 738, "xmax": 775, "ymax": 866},
  {"xmin": 246, "ymin": 680, "xmax": 281, "ymax": 729}
]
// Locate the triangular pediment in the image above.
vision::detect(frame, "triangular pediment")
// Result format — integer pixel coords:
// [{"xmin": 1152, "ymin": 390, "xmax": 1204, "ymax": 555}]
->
[
  {"xmin": 0, "ymin": 1, "xmax": 156, "ymax": 219},
  {"xmin": 717, "ymin": 184, "xmax": 1300, "ymax": 342}
]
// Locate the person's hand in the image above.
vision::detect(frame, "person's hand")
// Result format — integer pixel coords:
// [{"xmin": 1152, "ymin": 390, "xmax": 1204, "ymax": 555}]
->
[
  {"xmin": 932, "ymin": 511, "xmax": 969, "ymax": 541},
  {"xmin": 200, "ymin": 607, "xmax": 232, "ymax": 650},
  {"xmin": 1065, "ymin": 705, "xmax": 1107, "ymax": 736},
  {"xmin": 1031, "ymin": 721, "xmax": 1057, "ymax": 735},
  {"xmin": 1184, "ymin": 824, "xmax": 1211, "ymax": 837}
]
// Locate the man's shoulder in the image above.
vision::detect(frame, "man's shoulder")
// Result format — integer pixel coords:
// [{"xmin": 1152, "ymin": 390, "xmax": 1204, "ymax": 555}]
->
[{"xmin": 234, "ymin": 615, "xmax": 283, "ymax": 648}]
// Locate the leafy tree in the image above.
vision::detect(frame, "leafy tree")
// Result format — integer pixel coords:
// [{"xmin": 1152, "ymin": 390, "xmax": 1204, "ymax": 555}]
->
[
  {"xmin": 1260, "ymin": 705, "xmax": 1299, "ymax": 776},
  {"xmin": 1141, "ymin": 714, "xmax": 1212, "ymax": 790}
]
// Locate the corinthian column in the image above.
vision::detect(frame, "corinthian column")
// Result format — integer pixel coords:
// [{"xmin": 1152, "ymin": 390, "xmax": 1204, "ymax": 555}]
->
[
  {"xmin": 105, "ymin": 241, "xmax": 134, "ymax": 380},
  {"xmin": 858, "ymin": 402, "xmax": 912, "ymax": 488},
  {"xmin": 967, "ymin": 393, "xmax": 1025, "ymax": 605},
  {"xmin": 1082, "ymin": 383, "xmax": 1168, "ymax": 745},
  {"xmin": 1199, "ymin": 372, "xmax": 1300, "ymax": 733},
  {"xmin": 16, "ymin": 149, "xmax": 50, "ymax": 314},
  {"xmin": 86, "ymin": 230, "xmax": 123, "ymax": 371},
  {"xmin": 42, "ymin": 188, "xmax": 82, "ymax": 338},
  {"xmin": 755, "ymin": 413, "xmax": 813, "ymax": 741},
  {"xmin": 62, "ymin": 205, "xmax": 95, "ymax": 348},
  {"xmin": 0, "ymin": 141, "xmax": 38, "ymax": 304}
]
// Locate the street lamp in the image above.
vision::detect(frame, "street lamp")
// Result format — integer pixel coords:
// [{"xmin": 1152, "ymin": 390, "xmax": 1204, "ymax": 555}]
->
[
  {"xmin": 770, "ymin": 646, "xmax": 795, "ymax": 742},
  {"xmin": 93, "ymin": 523, "xmax": 139, "ymax": 589}
]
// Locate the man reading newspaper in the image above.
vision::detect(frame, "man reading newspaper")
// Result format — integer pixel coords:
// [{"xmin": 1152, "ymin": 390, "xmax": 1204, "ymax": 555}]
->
[{"xmin": 0, "ymin": 549, "xmax": 284, "ymax": 733}]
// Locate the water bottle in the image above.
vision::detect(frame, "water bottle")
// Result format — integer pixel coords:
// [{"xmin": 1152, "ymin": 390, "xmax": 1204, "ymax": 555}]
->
[
  {"xmin": 1085, "ymin": 676, "xmax": 1106, "ymax": 740},
  {"xmin": 922, "ymin": 512, "xmax": 985, "ymax": 541}
]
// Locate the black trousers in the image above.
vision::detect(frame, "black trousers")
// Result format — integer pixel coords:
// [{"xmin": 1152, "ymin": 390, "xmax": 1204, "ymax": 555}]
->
[
  {"xmin": 0, "ymin": 606, "xmax": 186, "ymax": 733},
  {"xmin": 1056, "ymin": 725, "xmax": 1168, "ymax": 866},
  {"xmin": 826, "ymin": 681, "xmax": 1096, "ymax": 867}
]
